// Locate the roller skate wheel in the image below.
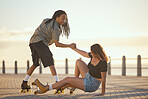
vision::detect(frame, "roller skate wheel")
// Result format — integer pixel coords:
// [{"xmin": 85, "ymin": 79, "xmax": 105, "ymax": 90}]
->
[
  {"xmin": 54, "ymin": 90, "xmax": 58, "ymax": 94},
  {"xmin": 20, "ymin": 89, "xmax": 23, "ymax": 93},
  {"xmin": 54, "ymin": 91, "xmax": 57, "ymax": 94},
  {"xmin": 32, "ymin": 82, "xmax": 36, "ymax": 85},
  {"xmin": 22, "ymin": 90, "xmax": 27, "ymax": 93},
  {"xmin": 34, "ymin": 91, "xmax": 39, "ymax": 95},
  {"xmin": 58, "ymin": 90, "xmax": 61, "ymax": 94},
  {"xmin": 70, "ymin": 90, "xmax": 73, "ymax": 94},
  {"xmin": 28, "ymin": 89, "xmax": 31, "ymax": 92},
  {"xmin": 62, "ymin": 90, "xmax": 64, "ymax": 94}
]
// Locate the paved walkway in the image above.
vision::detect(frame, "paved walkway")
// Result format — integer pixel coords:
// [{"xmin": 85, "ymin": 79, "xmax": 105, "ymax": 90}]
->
[{"xmin": 0, "ymin": 74, "xmax": 148, "ymax": 99}]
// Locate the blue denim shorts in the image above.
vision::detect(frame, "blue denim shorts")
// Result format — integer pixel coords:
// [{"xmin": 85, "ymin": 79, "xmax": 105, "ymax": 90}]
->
[{"xmin": 83, "ymin": 72, "xmax": 101, "ymax": 92}]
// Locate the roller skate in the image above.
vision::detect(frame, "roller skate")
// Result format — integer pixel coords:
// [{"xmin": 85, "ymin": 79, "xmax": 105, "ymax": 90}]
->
[
  {"xmin": 32, "ymin": 79, "xmax": 49, "ymax": 95},
  {"xmin": 54, "ymin": 87, "xmax": 65, "ymax": 94},
  {"xmin": 54, "ymin": 86, "xmax": 75, "ymax": 94},
  {"xmin": 20, "ymin": 80, "xmax": 31, "ymax": 93},
  {"xmin": 54, "ymin": 81, "xmax": 64, "ymax": 94}
]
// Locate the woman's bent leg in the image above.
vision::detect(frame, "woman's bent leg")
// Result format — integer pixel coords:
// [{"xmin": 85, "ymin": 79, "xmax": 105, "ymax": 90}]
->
[
  {"xmin": 75, "ymin": 59, "xmax": 89, "ymax": 78},
  {"xmin": 52, "ymin": 77, "xmax": 84, "ymax": 90}
]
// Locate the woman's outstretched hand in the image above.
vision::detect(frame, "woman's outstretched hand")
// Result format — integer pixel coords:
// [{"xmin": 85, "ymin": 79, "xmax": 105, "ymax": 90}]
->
[{"xmin": 69, "ymin": 43, "xmax": 76, "ymax": 49}]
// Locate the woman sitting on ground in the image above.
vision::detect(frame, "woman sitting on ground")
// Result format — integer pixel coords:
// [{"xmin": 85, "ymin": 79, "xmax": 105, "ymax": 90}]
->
[{"xmin": 33, "ymin": 43, "xmax": 108, "ymax": 96}]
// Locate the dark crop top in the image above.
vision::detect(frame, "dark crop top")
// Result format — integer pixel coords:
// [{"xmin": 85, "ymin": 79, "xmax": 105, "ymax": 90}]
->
[{"xmin": 87, "ymin": 53, "xmax": 107, "ymax": 79}]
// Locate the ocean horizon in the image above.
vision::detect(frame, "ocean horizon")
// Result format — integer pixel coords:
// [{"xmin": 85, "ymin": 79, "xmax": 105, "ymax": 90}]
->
[{"xmin": 0, "ymin": 61, "xmax": 148, "ymax": 76}]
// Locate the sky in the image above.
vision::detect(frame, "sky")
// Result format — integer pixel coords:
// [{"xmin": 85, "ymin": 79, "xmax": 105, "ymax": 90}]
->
[{"xmin": 0, "ymin": 0, "xmax": 148, "ymax": 67}]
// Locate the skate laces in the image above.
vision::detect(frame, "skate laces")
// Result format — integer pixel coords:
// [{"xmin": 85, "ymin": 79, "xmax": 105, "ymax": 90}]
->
[{"xmin": 46, "ymin": 82, "xmax": 49, "ymax": 91}]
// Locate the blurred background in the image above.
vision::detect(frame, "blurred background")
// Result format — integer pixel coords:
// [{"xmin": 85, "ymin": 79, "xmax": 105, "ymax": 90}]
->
[{"xmin": 0, "ymin": 0, "xmax": 148, "ymax": 75}]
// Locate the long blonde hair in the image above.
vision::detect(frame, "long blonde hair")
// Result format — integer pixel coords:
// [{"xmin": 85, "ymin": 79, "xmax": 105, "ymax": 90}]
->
[{"xmin": 91, "ymin": 44, "xmax": 108, "ymax": 62}]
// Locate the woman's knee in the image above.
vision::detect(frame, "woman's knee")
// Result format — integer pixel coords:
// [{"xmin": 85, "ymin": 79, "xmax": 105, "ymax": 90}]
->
[
  {"xmin": 64, "ymin": 77, "xmax": 70, "ymax": 81},
  {"xmin": 63, "ymin": 77, "xmax": 71, "ymax": 83},
  {"xmin": 76, "ymin": 59, "xmax": 84, "ymax": 66}
]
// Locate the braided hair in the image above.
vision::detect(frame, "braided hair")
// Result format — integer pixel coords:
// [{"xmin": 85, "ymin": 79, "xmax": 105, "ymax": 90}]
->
[{"xmin": 45, "ymin": 10, "xmax": 70, "ymax": 38}]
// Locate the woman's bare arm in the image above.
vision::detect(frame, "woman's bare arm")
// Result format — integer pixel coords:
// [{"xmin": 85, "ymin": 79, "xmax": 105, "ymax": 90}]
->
[
  {"xmin": 100, "ymin": 72, "xmax": 107, "ymax": 95},
  {"xmin": 96, "ymin": 72, "xmax": 107, "ymax": 96},
  {"xmin": 72, "ymin": 48, "xmax": 90, "ymax": 58}
]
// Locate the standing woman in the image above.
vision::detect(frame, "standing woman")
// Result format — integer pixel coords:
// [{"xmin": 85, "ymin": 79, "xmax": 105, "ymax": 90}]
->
[
  {"xmin": 33, "ymin": 43, "xmax": 108, "ymax": 96},
  {"xmin": 21, "ymin": 10, "xmax": 75, "ymax": 92}
]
